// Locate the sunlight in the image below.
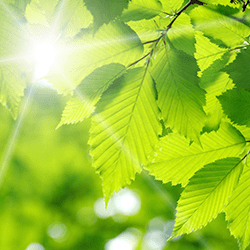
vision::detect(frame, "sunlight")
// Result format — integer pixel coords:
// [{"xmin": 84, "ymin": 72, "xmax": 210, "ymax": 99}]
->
[
  {"xmin": 47, "ymin": 222, "xmax": 67, "ymax": 241},
  {"xmin": 0, "ymin": 84, "xmax": 35, "ymax": 189},
  {"xmin": 31, "ymin": 40, "xmax": 57, "ymax": 81},
  {"xmin": 94, "ymin": 188, "xmax": 141, "ymax": 219},
  {"xmin": 105, "ymin": 230, "xmax": 140, "ymax": 250},
  {"xmin": 25, "ymin": 243, "xmax": 45, "ymax": 250}
]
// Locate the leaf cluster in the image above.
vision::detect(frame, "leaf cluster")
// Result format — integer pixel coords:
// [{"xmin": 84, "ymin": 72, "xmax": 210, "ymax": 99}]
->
[{"xmin": 1, "ymin": 0, "xmax": 250, "ymax": 248}]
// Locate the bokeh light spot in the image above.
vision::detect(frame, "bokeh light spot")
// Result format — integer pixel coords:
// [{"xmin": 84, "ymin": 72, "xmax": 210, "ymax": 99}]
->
[
  {"xmin": 105, "ymin": 230, "xmax": 140, "ymax": 250},
  {"xmin": 47, "ymin": 222, "xmax": 67, "ymax": 241},
  {"xmin": 25, "ymin": 243, "xmax": 45, "ymax": 250},
  {"xmin": 94, "ymin": 188, "xmax": 141, "ymax": 219}
]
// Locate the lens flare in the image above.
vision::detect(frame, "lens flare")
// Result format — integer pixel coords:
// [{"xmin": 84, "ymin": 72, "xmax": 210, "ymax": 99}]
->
[{"xmin": 31, "ymin": 41, "xmax": 57, "ymax": 80}]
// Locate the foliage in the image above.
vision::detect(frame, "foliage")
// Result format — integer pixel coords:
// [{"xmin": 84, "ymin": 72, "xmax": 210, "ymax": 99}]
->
[{"xmin": 1, "ymin": 0, "xmax": 250, "ymax": 249}]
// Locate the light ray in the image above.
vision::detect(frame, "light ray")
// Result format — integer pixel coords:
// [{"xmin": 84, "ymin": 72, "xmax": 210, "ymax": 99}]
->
[
  {"xmin": 53, "ymin": 65, "xmax": 185, "ymax": 213},
  {"xmin": 0, "ymin": 0, "xmax": 31, "ymax": 37},
  {"xmin": 49, "ymin": 0, "xmax": 67, "ymax": 40},
  {"xmin": 141, "ymin": 170, "xmax": 176, "ymax": 210},
  {"xmin": 54, "ymin": 65, "xmax": 142, "ymax": 166},
  {"xmin": 0, "ymin": 83, "xmax": 35, "ymax": 189},
  {"xmin": 31, "ymin": 39, "xmax": 58, "ymax": 81},
  {"xmin": 0, "ymin": 55, "xmax": 29, "ymax": 65}
]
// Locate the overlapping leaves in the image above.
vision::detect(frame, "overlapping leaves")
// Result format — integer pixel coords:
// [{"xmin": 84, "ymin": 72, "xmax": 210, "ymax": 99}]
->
[
  {"xmin": 1, "ymin": 0, "xmax": 250, "ymax": 249},
  {"xmin": 172, "ymin": 157, "xmax": 243, "ymax": 237},
  {"xmin": 58, "ymin": 63, "xmax": 126, "ymax": 127},
  {"xmin": 146, "ymin": 123, "xmax": 246, "ymax": 186},
  {"xmin": 226, "ymin": 165, "xmax": 250, "ymax": 250},
  {"xmin": 89, "ymin": 68, "xmax": 161, "ymax": 202},
  {"xmin": 224, "ymin": 46, "xmax": 250, "ymax": 91},
  {"xmin": 49, "ymin": 20, "xmax": 143, "ymax": 94},
  {"xmin": 150, "ymin": 42, "xmax": 206, "ymax": 142},
  {"xmin": 0, "ymin": 1, "xmax": 31, "ymax": 118}
]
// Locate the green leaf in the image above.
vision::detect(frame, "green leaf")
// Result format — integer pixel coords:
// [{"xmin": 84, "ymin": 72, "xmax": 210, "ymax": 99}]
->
[
  {"xmin": 150, "ymin": 43, "xmax": 206, "ymax": 142},
  {"xmin": 160, "ymin": 0, "xmax": 184, "ymax": 13},
  {"xmin": 172, "ymin": 157, "xmax": 243, "ymax": 238},
  {"xmin": 54, "ymin": 0, "xmax": 93, "ymax": 37},
  {"xmin": 48, "ymin": 20, "xmax": 143, "ymax": 94},
  {"xmin": 224, "ymin": 47, "xmax": 250, "ymax": 91},
  {"xmin": 235, "ymin": 125, "xmax": 250, "ymax": 141},
  {"xmin": 57, "ymin": 63, "xmax": 126, "ymax": 127},
  {"xmin": 168, "ymin": 13, "xmax": 196, "ymax": 56},
  {"xmin": 225, "ymin": 165, "xmax": 250, "ymax": 250},
  {"xmin": 25, "ymin": 0, "xmax": 58, "ymax": 26},
  {"xmin": 89, "ymin": 68, "xmax": 161, "ymax": 203},
  {"xmin": 127, "ymin": 18, "xmax": 161, "ymax": 44},
  {"xmin": 190, "ymin": 5, "xmax": 250, "ymax": 47},
  {"xmin": 218, "ymin": 88, "xmax": 250, "ymax": 127},
  {"xmin": 4, "ymin": 0, "xmax": 31, "ymax": 11},
  {"xmin": 26, "ymin": 0, "xmax": 93, "ymax": 37},
  {"xmin": 199, "ymin": 54, "xmax": 234, "ymax": 132},
  {"xmin": 145, "ymin": 122, "xmax": 246, "ymax": 186},
  {"xmin": 194, "ymin": 31, "xmax": 227, "ymax": 73},
  {"xmin": 84, "ymin": 0, "xmax": 129, "ymax": 30},
  {"xmin": 0, "ymin": 2, "xmax": 31, "ymax": 118},
  {"xmin": 121, "ymin": 0, "xmax": 162, "ymax": 22}
]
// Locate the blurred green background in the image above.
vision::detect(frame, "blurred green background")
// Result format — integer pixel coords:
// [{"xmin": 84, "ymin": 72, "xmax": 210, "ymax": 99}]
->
[{"xmin": 0, "ymin": 85, "xmax": 241, "ymax": 250}]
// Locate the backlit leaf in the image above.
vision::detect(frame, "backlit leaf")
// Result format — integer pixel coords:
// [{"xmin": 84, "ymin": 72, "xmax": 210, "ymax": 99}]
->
[
  {"xmin": 121, "ymin": 0, "xmax": 162, "ymax": 22},
  {"xmin": 190, "ymin": 5, "xmax": 250, "ymax": 47},
  {"xmin": 199, "ymin": 54, "xmax": 234, "ymax": 132},
  {"xmin": 146, "ymin": 123, "xmax": 246, "ymax": 186},
  {"xmin": 172, "ymin": 157, "xmax": 243, "ymax": 238},
  {"xmin": 218, "ymin": 88, "xmax": 250, "ymax": 127},
  {"xmin": 224, "ymin": 47, "xmax": 250, "ymax": 91},
  {"xmin": 194, "ymin": 31, "xmax": 227, "ymax": 73},
  {"xmin": 168, "ymin": 13, "xmax": 196, "ymax": 55},
  {"xmin": 225, "ymin": 165, "xmax": 250, "ymax": 250},
  {"xmin": 161, "ymin": 0, "xmax": 184, "ymax": 13},
  {"xmin": 58, "ymin": 63, "xmax": 126, "ymax": 127},
  {"xmin": 48, "ymin": 20, "xmax": 143, "ymax": 94},
  {"xmin": 0, "ymin": 2, "xmax": 31, "ymax": 118},
  {"xmin": 84, "ymin": 0, "xmax": 129, "ymax": 30},
  {"xmin": 89, "ymin": 68, "xmax": 161, "ymax": 203},
  {"xmin": 150, "ymin": 43, "xmax": 206, "ymax": 142}
]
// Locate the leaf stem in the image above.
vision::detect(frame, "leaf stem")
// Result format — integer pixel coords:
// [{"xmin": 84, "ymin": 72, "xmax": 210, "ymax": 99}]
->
[
  {"xmin": 127, "ymin": 52, "xmax": 151, "ymax": 68},
  {"xmin": 167, "ymin": 0, "xmax": 205, "ymax": 30},
  {"xmin": 128, "ymin": 0, "xmax": 206, "ymax": 68}
]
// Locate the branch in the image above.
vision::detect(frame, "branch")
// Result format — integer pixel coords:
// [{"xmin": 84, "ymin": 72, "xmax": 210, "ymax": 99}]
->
[
  {"xmin": 243, "ymin": 0, "xmax": 250, "ymax": 11},
  {"xmin": 127, "ymin": 52, "xmax": 151, "ymax": 68},
  {"xmin": 128, "ymin": 0, "xmax": 206, "ymax": 68},
  {"xmin": 167, "ymin": 0, "xmax": 205, "ymax": 30}
]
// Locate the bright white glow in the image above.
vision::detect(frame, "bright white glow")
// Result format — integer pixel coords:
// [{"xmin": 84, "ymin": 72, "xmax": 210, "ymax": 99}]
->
[
  {"xmin": 94, "ymin": 198, "xmax": 116, "ymax": 219},
  {"xmin": 94, "ymin": 188, "xmax": 141, "ymax": 219},
  {"xmin": 113, "ymin": 188, "xmax": 141, "ymax": 216},
  {"xmin": 105, "ymin": 231, "xmax": 139, "ymax": 250},
  {"xmin": 31, "ymin": 40, "xmax": 57, "ymax": 80},
  {"xmin": 47, "ymin": 222, "xmax": 67, "ymax": 240},
  {"xmin": 25, "ymin": 243, "xmax": 45, "ymax": 250},
  {"xmin": 143, "ymin": 229, "xmax": 167, "ymax": 250}
]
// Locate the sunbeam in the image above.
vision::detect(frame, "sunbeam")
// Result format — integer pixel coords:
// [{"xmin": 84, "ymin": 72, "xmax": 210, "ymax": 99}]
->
[
  {"xmin": 0, "ymin": 0, "xmax": 30, "ymax": 36},
  {"xmin": 31, "ymin": 39, "xmax": 58, "ymax": 81},
  {"xmin": 54, "ymin": 65, "xmax": 142, "ymax": 169},
  {"xmin": 0, "ymin": 83, "xmax": 35, "ymax": 189}
]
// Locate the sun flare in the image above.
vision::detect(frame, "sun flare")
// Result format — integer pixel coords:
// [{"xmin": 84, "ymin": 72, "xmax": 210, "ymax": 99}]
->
[{"xmin": 31, "ymin": 40, "xmax": 57, "ymax": 81}]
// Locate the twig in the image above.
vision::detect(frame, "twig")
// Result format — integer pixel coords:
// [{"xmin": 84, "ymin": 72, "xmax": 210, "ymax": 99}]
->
[
  {"xmin": 127, "ymin": 52, "xmax": 151, "ymax": 68},
  {"xmin": 243, "ymin": 0, "xmax": 250, "ymax": 11},
  {"xmin": 128, "ymin": 0, "xmax": 206, "ymax": 68},
  {"xmin": 167, "ymin": 0, "xmax": 205, "ymax": 30}
]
